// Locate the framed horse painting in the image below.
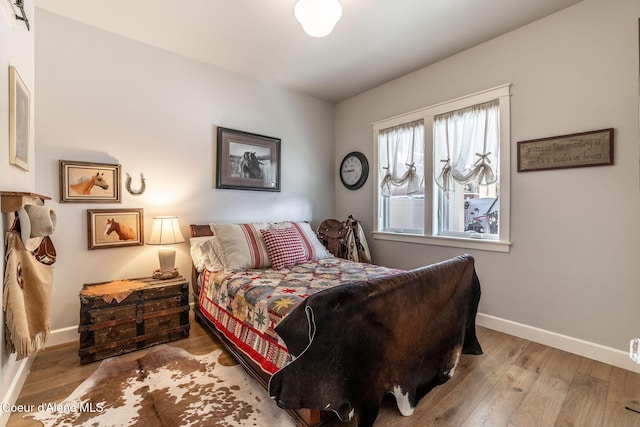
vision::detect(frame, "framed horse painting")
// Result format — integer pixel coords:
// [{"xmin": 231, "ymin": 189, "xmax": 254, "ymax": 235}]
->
[
  {"xmin": 60, "ymin": 160, "xmax": 122, "ymax": 203},
  {"xmin": 87, "ymin": 208, "xmax": 144, "ymax": 250},
  {"xmin": 216, "ymin": 127, "xmax": 281, "ymax": 192}
]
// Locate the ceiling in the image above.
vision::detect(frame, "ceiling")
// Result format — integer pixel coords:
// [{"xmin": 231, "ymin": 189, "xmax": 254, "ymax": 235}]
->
[{"xmin": 33, "ymin": 0, "xmax": 583, "ymax": 103}]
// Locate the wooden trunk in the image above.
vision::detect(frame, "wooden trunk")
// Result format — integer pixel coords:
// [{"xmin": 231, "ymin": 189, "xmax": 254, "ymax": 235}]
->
[{"xmin": 78, "ymin": 276, "xmax": 190, "ymax": 364}]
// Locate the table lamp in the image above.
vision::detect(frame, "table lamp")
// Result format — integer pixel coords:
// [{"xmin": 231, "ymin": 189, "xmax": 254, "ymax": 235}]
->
[{"xmin": 148, "ymin": 216, "xmax": 185, "ymax": 279}]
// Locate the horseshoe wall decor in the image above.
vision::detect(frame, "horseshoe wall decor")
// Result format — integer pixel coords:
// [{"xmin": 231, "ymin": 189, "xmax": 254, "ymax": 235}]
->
[{"xmin": 125, "ymin": 172, "xmax": 146, "ymax": 195}]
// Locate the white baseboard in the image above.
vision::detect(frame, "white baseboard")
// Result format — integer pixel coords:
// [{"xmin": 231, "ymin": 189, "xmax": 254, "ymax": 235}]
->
[
  {"xmin": 477, "ymin": 313, "xmax": 640, "ymax": 374},
  {"xmin": 0, "ymin": 356, "xmax": 35, "ymax": 427},
  {"xmin": 46, "ymin": 325, "xmax": 79, "ymax": 348}
]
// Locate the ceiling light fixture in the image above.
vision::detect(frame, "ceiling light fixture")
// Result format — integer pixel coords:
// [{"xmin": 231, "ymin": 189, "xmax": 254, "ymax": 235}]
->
[{"xmin": 294, "ymin": 0, "xmax": 342, "ymax": 38}]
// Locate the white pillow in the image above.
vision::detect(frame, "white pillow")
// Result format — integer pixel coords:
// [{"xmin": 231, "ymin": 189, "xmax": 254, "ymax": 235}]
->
[
  {"xmin": 210, "ymin": 223, "xmax": 272, "ymax": 270},
  {"xmin": 270, "ymin": 221, "xmax": 332, "ymax": 260},
  {"xmin": 189, "ymin": 236, "xmax": 224, "ymax": 272}
]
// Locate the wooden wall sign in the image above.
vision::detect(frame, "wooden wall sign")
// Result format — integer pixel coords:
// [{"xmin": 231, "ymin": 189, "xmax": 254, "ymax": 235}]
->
[{"xmin": 517, "ymin": 128, "xmax": 613, "ymax": 172}]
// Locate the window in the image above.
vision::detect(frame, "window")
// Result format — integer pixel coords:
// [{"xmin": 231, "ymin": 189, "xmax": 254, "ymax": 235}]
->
[
  {"xmin": 373, "ymin": 85, "xmax": 511, "ymax": 252},
  {"xmin": 378, "ymin": 120, "xmax": 425, "ymax": 233}
]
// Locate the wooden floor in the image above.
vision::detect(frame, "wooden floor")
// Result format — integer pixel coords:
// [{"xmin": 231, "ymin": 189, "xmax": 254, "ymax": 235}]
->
[{"xmin": 7, "ymin": 312, "xmax": 640, "ymax": 427}]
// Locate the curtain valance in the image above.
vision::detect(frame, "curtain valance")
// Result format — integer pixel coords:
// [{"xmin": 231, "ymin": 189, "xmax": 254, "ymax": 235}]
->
[
  {"xmin": 378, "ymin": 120, "xmax": 424, "ymax": 197},
  {"xmin": 434, "ymin": 100, "xmax": 499, "ymax": 191}
]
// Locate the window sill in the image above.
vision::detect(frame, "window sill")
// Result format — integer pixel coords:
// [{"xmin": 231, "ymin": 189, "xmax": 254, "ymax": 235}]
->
[{"xmin": 373, "ymin": 231, "xmax": 511, "ymax": 253}]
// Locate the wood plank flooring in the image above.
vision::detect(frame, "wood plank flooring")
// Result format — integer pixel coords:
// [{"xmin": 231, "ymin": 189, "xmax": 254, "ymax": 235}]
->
[{"xmin": 6, "ymin": 313, "xmax": 640, "ymax": 426}]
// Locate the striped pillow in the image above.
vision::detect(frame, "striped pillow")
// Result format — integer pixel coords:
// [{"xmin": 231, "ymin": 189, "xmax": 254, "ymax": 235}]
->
[
  {"xmin": 210, "ymin": 223, "xmax": 271, "ymax": 270},
  {"xmin": 260, "ymin": 227, "xmax": 306, "ymax": 270}
]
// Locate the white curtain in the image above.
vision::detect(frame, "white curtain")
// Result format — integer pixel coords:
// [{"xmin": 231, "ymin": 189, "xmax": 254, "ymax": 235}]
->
[
  {"xmin": 378, "ymin": 120, "xmax": 424, "ymax": 197},
  {"xmin": 434, "ymin": 100, "xmax": 499, "ymax": 191}
]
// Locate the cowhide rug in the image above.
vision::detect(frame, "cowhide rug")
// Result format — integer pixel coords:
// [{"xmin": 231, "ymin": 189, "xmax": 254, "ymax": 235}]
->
[{"xmin": 25, "ymin": 344, "xmax": 295, "ymax": 427}]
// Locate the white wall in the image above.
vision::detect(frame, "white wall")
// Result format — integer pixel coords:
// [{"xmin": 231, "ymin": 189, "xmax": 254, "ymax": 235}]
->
[
  {"xmin": 0, "ymin": 0, "xmax": 36, "ymax": 418},
  {"xmin": 34, "ymin": 10, "xmax": 335, "ymax": 337},
  {"xmin": 335, "ymin": 0, "xmax": 640, "ymax": 366}
]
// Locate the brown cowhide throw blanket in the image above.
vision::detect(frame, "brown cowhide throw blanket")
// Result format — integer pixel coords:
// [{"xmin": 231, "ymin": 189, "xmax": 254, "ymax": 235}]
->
[
  {"xmin": 25, "ymin": 344, "xmax": 295, "ymax": 427},
  {"xmin": 269, "ymin": 254, "xmax": 482, "ymax": 427}
]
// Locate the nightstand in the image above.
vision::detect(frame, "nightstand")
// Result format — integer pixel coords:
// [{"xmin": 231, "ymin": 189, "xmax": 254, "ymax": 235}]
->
[{"xmin": 78, "ymin": 275, "xmax": 190, "ymax": 364}]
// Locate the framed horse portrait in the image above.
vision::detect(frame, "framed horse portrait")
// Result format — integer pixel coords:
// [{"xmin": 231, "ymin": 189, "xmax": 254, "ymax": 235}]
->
[
  {"xmin": 216, "ymin": 127, "xmax": 281, "ymax": 192},
  {"xmin": 60, "ymin": 160, "xmax": 122, "ymax": 203},
  {"xmin": 87, "ymin": 208, "xmax": 144, "ymax": 250}
]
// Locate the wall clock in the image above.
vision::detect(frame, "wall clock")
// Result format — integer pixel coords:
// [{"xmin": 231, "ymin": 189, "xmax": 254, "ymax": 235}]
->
[{"xmin": 340, "ymin": 151, "xmax": 369, "ymax": 190}]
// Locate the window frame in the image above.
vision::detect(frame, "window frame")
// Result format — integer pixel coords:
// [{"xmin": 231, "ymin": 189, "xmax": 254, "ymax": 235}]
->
[{"xmin": 372, "ymin": 84, "xmax": 512, "ymax": 253}]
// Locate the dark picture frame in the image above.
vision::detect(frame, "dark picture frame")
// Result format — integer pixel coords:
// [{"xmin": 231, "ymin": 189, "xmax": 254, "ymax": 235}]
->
[
  {"xmin": 60, "ymin": 160, "xmax": 122, "ymax": 203},
  {"xmin": 87, "ymin": 208, "xmax": 144, "ymax": 250},
  {"xmin": 517, "ymin": 128, "xmax": 614, "ymax": 172},
  {"xmin": 216, "ymin": 127, "xmax": 281, "ymax": 191},
  {"xmin": 9, "ymin": 66, "xmax": 29, "ymax": 171}
]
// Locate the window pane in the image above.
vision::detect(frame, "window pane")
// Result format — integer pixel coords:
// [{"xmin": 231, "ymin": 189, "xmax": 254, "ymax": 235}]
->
[
  {"xmin": 383, "ymin": 195, "xmax": 424, "ymax": 233},
  {"xmin": 437, "ymin": 182, "xmax": 498, "ymax": 238}
]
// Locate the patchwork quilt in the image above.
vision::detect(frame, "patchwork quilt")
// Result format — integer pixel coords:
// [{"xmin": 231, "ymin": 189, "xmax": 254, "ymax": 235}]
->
[{"xmin": 198, "ymin": 257, "xmax": 401, "ymax": 374}]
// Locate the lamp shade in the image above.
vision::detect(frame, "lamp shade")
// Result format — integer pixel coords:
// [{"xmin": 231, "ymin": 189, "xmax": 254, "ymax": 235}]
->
[
  {"xmin": 294, "ymin": 0, "xmax": 342, "ymax": 38},
  {"xmin": 147, "ymin": 216, "xmax": 185, "ymax": 246}
]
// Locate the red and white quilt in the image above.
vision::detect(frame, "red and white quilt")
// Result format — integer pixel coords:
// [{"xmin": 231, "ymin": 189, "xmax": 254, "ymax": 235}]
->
[{"xmin": 198, "ymin": 257, "xmax": 402, "ymax": 374}]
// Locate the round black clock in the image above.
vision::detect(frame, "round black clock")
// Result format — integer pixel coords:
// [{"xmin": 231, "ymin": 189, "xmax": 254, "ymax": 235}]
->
[{"xmin": 340, "ymin": 151, "xmax": 369, "ymax": 190}]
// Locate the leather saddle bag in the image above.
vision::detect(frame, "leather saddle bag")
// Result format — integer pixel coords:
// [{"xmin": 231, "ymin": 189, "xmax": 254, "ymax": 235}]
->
[{"xmin": 317, "ymin": 219, "xmax": 349, "ymax": 258}]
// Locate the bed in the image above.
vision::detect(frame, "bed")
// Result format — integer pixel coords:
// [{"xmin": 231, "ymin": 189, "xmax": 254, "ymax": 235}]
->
[{"xmin": 189, "ymin": 221, "xmax": 482, "ymax": 427}]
